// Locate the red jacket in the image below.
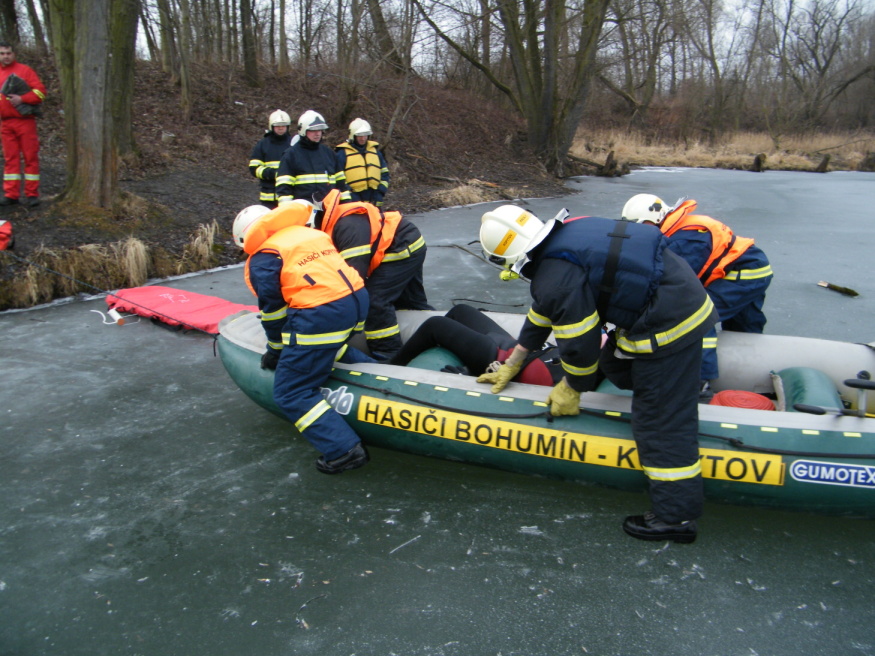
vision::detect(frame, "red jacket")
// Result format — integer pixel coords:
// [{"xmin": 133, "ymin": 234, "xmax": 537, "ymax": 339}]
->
[{"xmin": 0, "ymin": 60, "xmax": 45, "ymax": 120}]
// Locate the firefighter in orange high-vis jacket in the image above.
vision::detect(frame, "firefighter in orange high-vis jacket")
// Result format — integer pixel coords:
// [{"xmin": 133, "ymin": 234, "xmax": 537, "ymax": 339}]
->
[
  {"xmin": 232, "ymin": 202, "xmax": 372, "ymax": 475},
  {"xmin": 0, "ymin": 42, "xmax": 45, "ymax": 207}
]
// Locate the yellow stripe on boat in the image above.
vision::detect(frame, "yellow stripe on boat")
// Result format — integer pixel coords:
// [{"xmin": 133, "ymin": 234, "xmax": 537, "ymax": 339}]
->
[{"xmin": 357, "ymin": 396, "xmax": 785, "ymax": 486}]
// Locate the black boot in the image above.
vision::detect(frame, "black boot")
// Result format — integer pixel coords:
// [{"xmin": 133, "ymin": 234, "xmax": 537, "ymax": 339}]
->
[
  {"xmin": 315, "ymin": 443, "xmax": 370, "ymax": 474},
  {"xmin": 623, "ymin": 511, "xmax": 698, "ymax": 543}
]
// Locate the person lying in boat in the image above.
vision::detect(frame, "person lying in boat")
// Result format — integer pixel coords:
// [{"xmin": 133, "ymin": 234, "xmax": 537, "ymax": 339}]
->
[
  {"xmin": 622, "ymin": 194, "xmax": 773, "ymax": 400},
  {"xmin": 232, "ymin": 203, "xmax": 372, "ymax": 475},
  {"xmin": 387, "ymin": 303, "xmax": 563, "ymax": 385},
  {"xmin": 479, "ymin": 205, "xmax": 718, "ymax": 545}
]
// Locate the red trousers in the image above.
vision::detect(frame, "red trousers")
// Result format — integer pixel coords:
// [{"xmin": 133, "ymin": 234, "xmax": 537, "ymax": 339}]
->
[{"xmin": 2, "ymin": 117, "xmax": 39, "ymax": 199}]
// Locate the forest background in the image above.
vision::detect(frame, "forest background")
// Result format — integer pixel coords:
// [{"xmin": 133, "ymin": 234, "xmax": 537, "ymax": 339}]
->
[{"xmin": 0, "ymin": 0, "xmax": 873, "ymax": 310}]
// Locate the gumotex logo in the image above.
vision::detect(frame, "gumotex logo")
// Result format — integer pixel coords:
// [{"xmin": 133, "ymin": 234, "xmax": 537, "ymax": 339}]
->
[{"xmin": 790, "ymin": 460, "xmax": 875, "ymax": 489}]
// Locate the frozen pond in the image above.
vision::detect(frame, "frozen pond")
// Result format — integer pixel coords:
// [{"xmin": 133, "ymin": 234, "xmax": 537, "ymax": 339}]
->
[{"xmin": 1, "ymin": 168, "xmax": 873, "ymax": 656}]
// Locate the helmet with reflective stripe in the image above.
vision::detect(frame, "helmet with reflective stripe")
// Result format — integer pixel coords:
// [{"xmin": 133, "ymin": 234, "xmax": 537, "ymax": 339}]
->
[
  {"xmin": 622, "ymin": 193, "xmax": 669, "ymax": 225},
  {"xmin": 269, "ymin": 109, "xmax": 291, "ymax": 129},
  {"xmin": 348, "ymin": 118, "xmax": 372, "ymax": 140},
  {"xmin": 479, "ymin": 205, "xmax": 544, "ymax": 268},
  {"xmin": 297, "ymin": 110, "xmax": 329, "ymax": 136},
  {"xmin": 232, "ymin": 205, "xmax": 271, "ymax": 248}
]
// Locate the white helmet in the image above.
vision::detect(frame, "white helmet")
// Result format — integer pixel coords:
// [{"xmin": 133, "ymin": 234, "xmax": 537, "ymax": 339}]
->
[
  {"xmin": 269, "ymin": 109, "xmax": 291, "ymax": 129},
  {"xmin": 232, "ymin": 205, "xmax": 270, "ymax": 247},
  {"xmin": 622, "ymin": 193, "xmax": 669, "ymax": 225},
  {"xmin": 480, "ymin": 205, "xmax": 545, "ymax": 268},
  {"xmin": 349, "ymin": 118, "xmax": 372, "ymax": 140},
  {"xmin": 298, "ymin": 110, "xmax": 329, "ymax": 136}
]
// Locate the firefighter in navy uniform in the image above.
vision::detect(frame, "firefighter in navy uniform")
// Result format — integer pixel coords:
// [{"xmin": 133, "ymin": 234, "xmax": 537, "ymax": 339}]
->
[
  {"xmin": 622, "ymin": 194, "xmax": 773, "ymax": 396},
  {"xmin": 315, "ymin": 188, "xmax": 433, "ymax": 361},
  {"xmin": 275, "ymin": 110, "xmax": 350, "ymax": 205},
  {"xmin": 335, "ymin": 118, "xmax": 390, "ymax": 207},
  {"xmin": 248, "ymin": 109, "xmax": 295, "ymax": 208},
  {"xmin": 478, "ymin": 206, "xmax": 718, "ymax": 543},
  {"xmin": 232, "ymin": 203, "xmax": 370, "ymax": 474}
]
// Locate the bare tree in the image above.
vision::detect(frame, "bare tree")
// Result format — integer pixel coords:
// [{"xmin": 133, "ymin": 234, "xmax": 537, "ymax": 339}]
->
[
  {"xmin": 598, "ymin": 0, "xmax": 676, "ymax": 125},
  {"xmin": 240, "ymin": 0, "xmax": 261, "ymax": 84},
  {"xmin": 47, "ymin": 0, "xmax": 140, "ymax": 208},
  {"xmin": 414, "ymin": 0, "xmax": 610, "ymax": 175},
  {"xmin": 23, "ymin": 0, "xmax": 50, "ymax": 56},
  {"xmin": 0, "ymin": 0, "xmax": 20, "ymax": 46}
]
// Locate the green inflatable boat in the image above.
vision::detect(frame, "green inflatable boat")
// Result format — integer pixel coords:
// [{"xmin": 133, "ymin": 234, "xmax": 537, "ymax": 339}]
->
[{"xmin": 218, "ymin": 310, "xmax": 875, "ymax": 518}]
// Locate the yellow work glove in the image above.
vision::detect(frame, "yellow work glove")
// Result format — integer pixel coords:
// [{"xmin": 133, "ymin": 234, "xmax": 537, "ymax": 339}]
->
[
  {"xmin": 546, "ymin": 378, "xmax": 581, "ymax": 417},
  {"xmin": 477, "ymin": 360, "xmax": 523, "ymax": 394},
  {"xmin": 476, "ymin": 346, "xmax": 527, "ymax": 394}
]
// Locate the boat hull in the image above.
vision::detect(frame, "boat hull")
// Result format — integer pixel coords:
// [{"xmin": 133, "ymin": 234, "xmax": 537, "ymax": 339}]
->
[{"xmin": 218, "ymin": 311, "xmax": 875, "ymax": 518}]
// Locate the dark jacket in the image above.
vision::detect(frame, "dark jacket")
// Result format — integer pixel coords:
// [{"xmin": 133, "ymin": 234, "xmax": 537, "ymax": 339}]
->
[
  {"xmin": 275, "ymin": 136, "xmax": 350, "ymax": 204},
  {"xmin": 518, "ymin": 217, "xmax": 718, "ymax": 392},
  {"xmin": 249, "ymin": 130, "xmax": 293, "ymax": 204}
]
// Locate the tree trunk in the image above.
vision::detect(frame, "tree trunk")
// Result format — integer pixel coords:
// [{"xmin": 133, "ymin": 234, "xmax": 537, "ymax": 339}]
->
[
  {"xmin": 0, "ymin": 0, "xmax": 20, "ymax": 47},
  {"xmin": 156, "ymin": 0, "xmax": 177, "ymax": 78},
  {"xmin": 277, "ymin": 0, "xmax": 290, "ymax": 73},
  {"xmin": 178, "ymin": 0, "xmax": 193, "ymax": 120},
  {"xmin": 23, "ymin": 0, "xmax": 50, "ymax": 57},
  {"xmin": 364, "ymin": 0, "xmax": 407, "ymax": 73},
  {"xmin": 240, "ymin": 0, "xmax": 260, "ymax": 86},
  {"xmin": 48, "ymin": 0, "xmax": 139, "ymax": 209},
  {"xmin": 112, "ymin": 0, "xmax": 139, "ymax": 156}
]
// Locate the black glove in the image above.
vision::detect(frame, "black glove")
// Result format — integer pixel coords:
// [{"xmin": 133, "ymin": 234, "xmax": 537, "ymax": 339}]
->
[
  {"xmin": 440, "ymin": 364, "xmax": 469, "ymax": 375},
  {"xmin": 261, "ymin": 349, "xmax": 280, "ymax": 370}
]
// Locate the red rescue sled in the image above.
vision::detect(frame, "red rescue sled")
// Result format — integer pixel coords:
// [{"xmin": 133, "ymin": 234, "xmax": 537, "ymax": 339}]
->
[{"xmin": 107, "ymin": 286, "xmax": 257, "ymax": 334}]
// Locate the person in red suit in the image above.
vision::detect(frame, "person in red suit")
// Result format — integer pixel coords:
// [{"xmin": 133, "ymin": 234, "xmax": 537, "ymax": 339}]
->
[{"xmin": 0, "ymin": 42, "xmax": 45, "ymax": 207}]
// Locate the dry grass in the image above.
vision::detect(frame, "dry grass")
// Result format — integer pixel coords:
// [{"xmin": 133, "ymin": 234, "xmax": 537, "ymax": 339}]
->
[
  {"xmin": 0, "ymin": 223, "xmax": 221, "ymax": 310},
  {"xmin": 177, "ymin": 220, "xmax": 218, "ymax": 274},
  {"xmin": 571, "ymin": 130, "xmax": 875, "ymax": 171},
  {"xmin": 429, "ymin": 178, "xmax": 539, "ymax": 207},
  {"xmin": 431, "ymin": 184, "xmax": 492, "ymax": 207},
  {"xmin": 117, "ymin": 237, "xmax": 150, "ymax": 286}
]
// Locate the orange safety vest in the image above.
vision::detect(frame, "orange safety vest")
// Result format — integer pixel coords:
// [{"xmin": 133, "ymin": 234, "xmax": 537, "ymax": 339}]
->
[
  {"xmin": 244, "ymin": 225, "xmax": 364, "ymax": 308},
  {"xmin": 661, "ymin": 200, "xmax": 755, "ymax": 287},
  {"xmin": 320, "ymin": 189, "xmax": 402, "ymax": 275}
]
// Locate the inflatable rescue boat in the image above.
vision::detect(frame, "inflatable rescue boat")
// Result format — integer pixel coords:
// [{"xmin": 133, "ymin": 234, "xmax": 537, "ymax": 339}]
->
[{"xmin": 218, "ymin": 310, "xmax": 875, "ymax": 518}]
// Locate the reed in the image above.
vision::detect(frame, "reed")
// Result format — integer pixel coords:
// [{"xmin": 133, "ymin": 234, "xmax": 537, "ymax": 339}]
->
[
  {"xmin": 571, "ymin": 129, "xmax": 875, "ymax": 171},
  {"xmin": 1, "ymin": 227, "xmax": 216, "ymax": 310},
  {"xmin": 117, "ymin": 237, "xmax": 149, "ymax": 287},
  {"xmin": 178, "ymin": 220, "xmax": 218, "ymax": 273}
]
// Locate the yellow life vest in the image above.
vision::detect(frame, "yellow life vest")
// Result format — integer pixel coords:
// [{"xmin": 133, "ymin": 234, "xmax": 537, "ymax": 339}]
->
[{"xmin": 337, "ymin": 140, "xmax": 382, "ymax": 192}]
